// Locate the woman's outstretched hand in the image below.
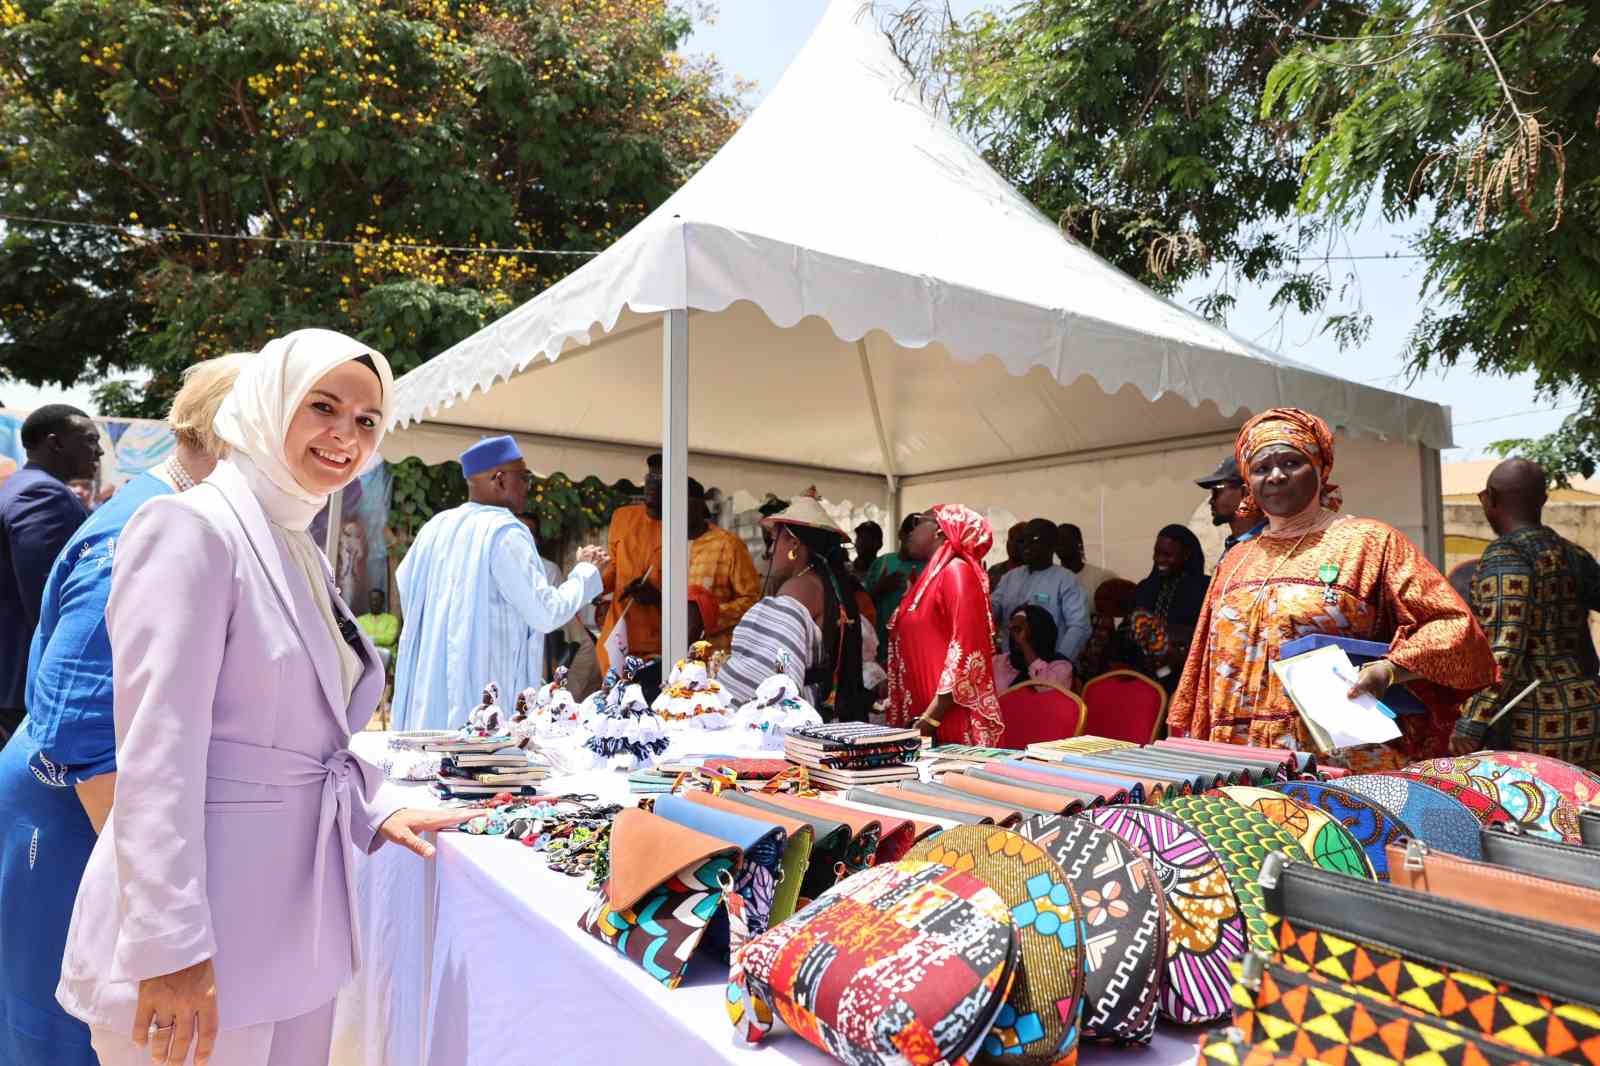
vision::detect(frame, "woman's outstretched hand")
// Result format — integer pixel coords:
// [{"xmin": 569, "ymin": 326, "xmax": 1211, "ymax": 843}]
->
[
  {"xmin": 132, "ymin": 959, "xmax": 217, "ymax": 1065},
  {"xmin": 377, "ymin": 807, "xmax": 479, "ymax": 859}
]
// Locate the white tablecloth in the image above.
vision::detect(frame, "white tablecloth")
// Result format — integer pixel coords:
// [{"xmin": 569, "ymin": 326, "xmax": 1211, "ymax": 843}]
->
[{"xmin": 333, "ymin": 733, "xmax": 1205, "ymax": 1066}]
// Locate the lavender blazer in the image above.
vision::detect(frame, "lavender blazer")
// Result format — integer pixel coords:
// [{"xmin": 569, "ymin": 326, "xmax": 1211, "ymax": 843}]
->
[{"xmin": 56, "ymin": 461, "xmax": 404, "ymax": 1032}]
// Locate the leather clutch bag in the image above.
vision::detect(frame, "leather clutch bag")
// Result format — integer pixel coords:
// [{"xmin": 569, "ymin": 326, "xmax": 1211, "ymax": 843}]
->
[
  {"xmin": 752, "ymin": 793, "xmax": 885, "ymax": 872},
  {"xmin": 680, "ymin": 792, "xmax": 813, "ymax": 926},
  {"xmin": 1019, "ymin": 813, "xmax": 1165, "ymax": 1046},
  {"xmin": 1274, "ymin": 780, "xmax": 1413, "ymax": 881},
  {"xmin": 1088, "ymin": 804, "xmax": 1247, "ymax": 1025},
  {"xmin": 578, "ymin": 807, "xmax": 741, "ymax": 988},
  {"xmin": 905, "ymin": 827, "xmax": 1087, "ymax": 1065},
  {"xmin": 729, "ymin": 860, "xmax": 1021, "ymax": 1065},
  {"xmin": 1481, "ymin": 822, "xmax": 1600, "ymax": 890},
  {"xmin": 1166, "ymin": 795, "xmax": 1312, "ymax": 955},
  {"xmin": 938, "ymin": 770, "xmax": 1099, "ymax": 813},
  {"xmin": 1259, "ymin": 850, "xmax": 1600, "ymax": 1016},
  {"xmin": 964, "ymin": 766, "xmax": 1099, "ymax": 807},
  {"xmin": 1581, "ymin": 807, "xmax": 1600, "ymax": 846},
  {"xmin": 1101, "ymin": 747, "xmax": 1253, "ymax": 787},
  {"xmin": 1214, "ymin": 786, "xmax": 1373, "ymax": 879},
  {"xmin": 726, "ymin": 792, "xmax": 850, "ymax": 901},
  {"xmin": 1031, "ymin": 753, "xmax": 1199, "ymax": 797},
  {"xmin": 989, "ymin": 760, "xmax": 1133, "ymax": 803},
  {"xmin": 1385, "ymin": 838, "xmax": 1600, "ymax": 934},
  {"xmin": 1336, "ymin": 773, "xmax": 1485, "ymax": 859},
  {"xmin": 857, "ymin": 785, "xmax": 1023, "ymax": 827},
  {"xmin": 847, "ymin": 787, "xmax": 992, "ymax": 825},
  {"xmin": 901, "ymin": 779, "xmax": 1059, "ymax": 819},
  {"xmin": 652, "ymin": 795, "xmax": 789, "ymax": 943}
]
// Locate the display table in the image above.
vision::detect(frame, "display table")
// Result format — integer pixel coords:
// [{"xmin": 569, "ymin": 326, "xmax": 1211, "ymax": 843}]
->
[{"xmin": 332, "ymin": 733, "xmax": 1206, "ymax": 1066}]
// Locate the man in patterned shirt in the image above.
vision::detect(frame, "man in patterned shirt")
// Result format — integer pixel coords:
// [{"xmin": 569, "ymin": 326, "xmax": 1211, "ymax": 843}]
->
[{"xmin": 1454, "ymin": 458, "xmax": 1600, "ymax": 766}]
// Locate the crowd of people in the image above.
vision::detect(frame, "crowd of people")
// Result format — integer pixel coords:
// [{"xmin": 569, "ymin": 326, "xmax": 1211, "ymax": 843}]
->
[{"xmin": 1, "ymin": 323, "xmax": 1598, "ymax": 1065}]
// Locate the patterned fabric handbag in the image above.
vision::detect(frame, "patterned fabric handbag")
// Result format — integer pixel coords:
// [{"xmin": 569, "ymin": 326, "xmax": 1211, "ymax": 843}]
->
[
  {"xmin": 1275, "ymin": 780, "xmax": 1413, "ymax": 881},
  {"xmin": 1018, "ymin": 814, "xmax": 1165, "ymax": 1046},
  {"xmin": 728, "ymin": 860, "xmax": 1021, "ymax": 1066},
  {"xmin": 1213, "ymin": 786, "xmax": 1371, "ymax": 878},
  {"xmin": 1260, "ymin": 850, "xmax": 1600, "ymax": 1066},
  {"xmin": 1087, "ymin": 805, "xmax": 1247, "ymax": 1025},
  {"xmin": 903, "ymin": 826, "xmax": 1088, "ymax": 1065},
  {"xmin": 1337, "ymin": 773, "xmax": 1486, "ymax": 859},
  {"xmin": 652, "ymin": 794, "xmax": 788, "ymax": 943},
  {"xmin": 1399, "ymin": 757, "xmax": 1579, "ymax": 841},
  {"xmin": 1164, "ymin": 795, "xmax": 1311, "ymax": 955},
  {"xmin": 578, "ymin": 807, "xmax": 741, "ymax": 988}
]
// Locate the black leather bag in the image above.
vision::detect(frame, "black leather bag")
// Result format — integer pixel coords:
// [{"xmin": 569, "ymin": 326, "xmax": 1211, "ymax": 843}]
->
[{"xmin": 1480, "ymin": 823, "xmax": 1600, "ymax": 890}]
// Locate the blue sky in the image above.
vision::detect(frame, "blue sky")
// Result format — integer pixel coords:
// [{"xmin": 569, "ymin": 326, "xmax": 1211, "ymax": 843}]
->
[{"xmin": 684, "ymin": 1, "xmax": 1574, "ymax": 460}]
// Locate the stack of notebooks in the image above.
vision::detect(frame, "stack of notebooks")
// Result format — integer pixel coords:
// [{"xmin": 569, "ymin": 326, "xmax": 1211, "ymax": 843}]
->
[
  {"xmin": 784, "ymin": 723, "xmax": 921, "ymax": 789},
  {"xmin": 423, "ymin": 734, "xmax": 549, "ymax": 798}
]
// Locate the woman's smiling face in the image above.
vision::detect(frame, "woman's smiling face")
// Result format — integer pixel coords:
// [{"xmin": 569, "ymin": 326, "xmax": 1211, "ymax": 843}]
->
[{"xmin": 283, "ymin": 360, "xmax": 384, "ymax": 494}]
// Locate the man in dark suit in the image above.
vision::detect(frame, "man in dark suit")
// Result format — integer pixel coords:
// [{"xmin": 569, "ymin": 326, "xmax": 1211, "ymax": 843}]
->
[{"xmin": 0, "ymin": 404, "xmax": 101, "ymax": 746}]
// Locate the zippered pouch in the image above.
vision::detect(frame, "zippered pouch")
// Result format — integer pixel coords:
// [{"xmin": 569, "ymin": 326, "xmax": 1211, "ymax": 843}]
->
[
  {"xmin": 1480, "ymin": 823, "xmax": 1600, "ymax": 891},
  {"xmin": 1386, "ymin": 838, "xmax": 1600, "ymax": 934},
  {"xmin": 1581, "ymin": 808, "xmax": 1599, "ymax": 847}
]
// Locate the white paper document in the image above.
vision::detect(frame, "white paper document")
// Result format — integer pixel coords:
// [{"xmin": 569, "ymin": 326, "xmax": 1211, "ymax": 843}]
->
[{"xmin": 1271, "ymin": 644, "xmax": 1402, "ymax": 752}]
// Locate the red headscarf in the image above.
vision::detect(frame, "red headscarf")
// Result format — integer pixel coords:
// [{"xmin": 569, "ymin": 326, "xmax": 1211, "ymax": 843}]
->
[
  {"xmin": 905, "ymin": 504, "xmax": 996, "ymax": 621},
  {"xmin": 1235, "ymin": 407, "xmax": 1344, "ymax": 518}
]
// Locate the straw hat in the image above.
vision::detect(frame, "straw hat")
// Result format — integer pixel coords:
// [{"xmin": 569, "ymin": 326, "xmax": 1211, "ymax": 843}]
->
[{"xmin": 759, "ymin": 490, "xmax": 848, "ymax": 539}]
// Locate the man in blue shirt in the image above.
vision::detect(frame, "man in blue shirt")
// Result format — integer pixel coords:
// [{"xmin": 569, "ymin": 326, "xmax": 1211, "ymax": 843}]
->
[
  {"xmin": 0, "ymin": 404, "xmax": 100, "ymax": 746},
  {"xmin": 1197, "ymin": 454, "xmax": 1266, "ymax": 556},
  {"xmin": 991, "ymin": 517, "xmax": 1091, "ymax": 664}
]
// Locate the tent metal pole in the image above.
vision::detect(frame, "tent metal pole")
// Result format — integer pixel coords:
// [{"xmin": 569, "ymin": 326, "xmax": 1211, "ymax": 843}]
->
[
  {"xmin": 661, "ymin": 309, "xmax": 690, "ymax": 669},
  {"xmin": 856, "ymin": 338, "xmax": 898, "ymax": 503}
]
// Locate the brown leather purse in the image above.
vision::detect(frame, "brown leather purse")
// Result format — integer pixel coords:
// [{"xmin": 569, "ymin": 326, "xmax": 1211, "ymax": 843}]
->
[{"xmin": 1386, "ymin": 838, "xmax": 1600, "ymax": 934}]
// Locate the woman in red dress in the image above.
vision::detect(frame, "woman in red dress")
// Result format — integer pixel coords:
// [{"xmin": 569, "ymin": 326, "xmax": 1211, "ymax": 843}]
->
[{"xmin": 887, "ymin": 505, "xmax": 1006, "ymax": 745}]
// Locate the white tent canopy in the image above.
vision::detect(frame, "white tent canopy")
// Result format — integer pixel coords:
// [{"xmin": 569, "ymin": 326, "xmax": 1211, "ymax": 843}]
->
[{"xmin": 385, "ymin": 0, "xmax": 1452, "ymax": 662}]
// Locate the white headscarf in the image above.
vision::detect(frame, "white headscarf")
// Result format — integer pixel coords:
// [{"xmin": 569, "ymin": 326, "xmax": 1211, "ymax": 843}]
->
[
  {"xmin": 212, "ymin": 328, "xmax": 395, "ymax": 707},
  {"xmin": 213, "ymin": 328, "xmax": 395, "ymax": 531}
]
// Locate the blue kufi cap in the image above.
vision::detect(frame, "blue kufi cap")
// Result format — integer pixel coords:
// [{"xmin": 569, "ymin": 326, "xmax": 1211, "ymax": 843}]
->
[{"xmin": 460, "ymin": 435, "xmax": 522, "ymax": 477}]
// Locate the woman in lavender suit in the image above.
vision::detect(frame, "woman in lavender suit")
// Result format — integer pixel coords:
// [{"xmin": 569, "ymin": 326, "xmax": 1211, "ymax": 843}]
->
[{"xmin": 57, "ymin": 330, "xmax": 468, "ymax": 1066}]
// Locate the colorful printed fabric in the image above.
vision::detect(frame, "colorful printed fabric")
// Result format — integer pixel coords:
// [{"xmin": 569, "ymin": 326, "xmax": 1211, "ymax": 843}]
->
[
  {"xmin": 1265, "ymin": 913, "xmax": 1600, "ymax": 1066},
  {"xmin": 905, "ymin": 827, "xmax": 1086, "ymax": 1065},
  {"xmin": 1214, "ymin": 786, "xmax": 1372, "ymax": 878},
  {"xmin": 579, "ymin": 854, "xmax": 735, "ymax": 989},
  {"xmin": 1164, "ymin": 795, "xmax": 1311, "ymax": 956},
  {"xmin": 1275, "ymin": 781, "xmax": 1412, "ymax": 881},
  {"xmin": 1335, "ymin": 773, "xmax": 1485, "ymax": 859},
  {"xmin": 1019, "ymin": 814, "xmax": 1165, "ymax": 1046},
  {"xmin": 729, "ymin": 860, "xmax": 1019, "ymax": 1065},
  {"xmin": 1400, "ymin": 756, "xmax": 1581, "ymax": 841},
  {"xmin": 1087, "ymin": 805, "xmax": 1246, "ymax": 1025},
  {"xmin": 1169, "ymin": 516, "xmax": 1496, "ymax": 768},
  {"xmin": 1375, "ymin": 772, "xmax": 1514, "ymax": 827},
  {"xmin": 1462, "ymin": 526, "xmax": 1600, "ymax": 770},
  {"xmin": 1197, "ymin": 1026, "xmax": 1313, "ymax": 1066},
  {"xmin": 1475, "ymin": 751, "xmax": 1600, "ymax": 809},
  {"xmin": 1235, "ymin": 957, "xmax": 1561, "ymax": 1066},
  {"xmin": 1029, "ymin": 737, "xmax": 1139, "ymax": 758},
  {"xmin": 888, "ymin": 504, "xmax": 1006, "ymax": 747}
]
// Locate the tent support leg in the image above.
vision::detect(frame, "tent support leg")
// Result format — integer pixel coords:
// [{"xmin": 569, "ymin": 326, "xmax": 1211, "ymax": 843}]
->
[
  {"xmin": 661, "ymin": 308, "xmax": 690, "ymax": 669},
  {"xmin": 856, "ymin": 338, "xmax": 899, "ymax": 511}
]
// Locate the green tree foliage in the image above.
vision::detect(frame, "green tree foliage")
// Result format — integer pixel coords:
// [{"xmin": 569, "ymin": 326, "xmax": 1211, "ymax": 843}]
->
[
  {"xmin": 0, "ymin": 0, "xmax": 740, "ymax": 530},
  {"xmin": 902, "ymin": 0, "xmax": 1597, "ymax": 469}
]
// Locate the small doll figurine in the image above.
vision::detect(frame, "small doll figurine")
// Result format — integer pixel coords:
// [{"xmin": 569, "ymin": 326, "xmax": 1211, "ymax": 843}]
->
[{"xmin": 466, "ymin": 683, "xmax": 504, "ymax": 734}]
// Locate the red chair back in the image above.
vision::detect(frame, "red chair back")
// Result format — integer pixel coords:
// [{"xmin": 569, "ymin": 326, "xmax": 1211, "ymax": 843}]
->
[
  {"xmin": 1080, "ymin": 669, "xmax": 1168, "ymax": 744},
  {"xmin": 997, "ymin": 680, "xmax": 1088, "ymax": 749}
]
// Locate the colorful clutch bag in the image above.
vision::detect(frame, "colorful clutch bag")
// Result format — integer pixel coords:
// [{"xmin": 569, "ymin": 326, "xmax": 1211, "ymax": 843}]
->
[
  {"xmin": 1165, "ymin": 795, "xmax": 1311, "ymax": 955},
  {"xmin": 1275, "ymin": 780, "xmax": 1412, "ymax": 881},
  {"xmin": 726, "ymin": 791, "xmax": 851, "ymax": 901},
  {"xmin": 680, "ymin": 791, "xmax": 814, "ymax": 926},
  {"xmin": 904, "ymin": 826, "xmax": 1087, "ymax": 1065},
  {"xmin": 902, "ymin": 779, "xmax": 1061, "ymax": 820},
  {"xmin": 728, "ymin": 860, "xmax": 1021, "ymax": 1066},
  {"xmin": 652, "ymin": 795, "xmax": 787, "ymax": 942},
  {"xmin": 1399, "ymin": 756, "xmax": 1578, "ymax": 841},
  {"xmin": 1474, "ymin": 751, "xmax": 1600, "ymax": 810},
  {"xmin": 1261, "ymin": 850, "xmax": 1600, "ymax": 1064},
  {"xmin": 1335, "ymin": 773, "xmax": 1486, "ymax": 859},
  {"xmin": 1374, "ymin": 770, "xmax": 1514, "ymax": 827},
  {"xmin": 1087, "ymin": 804, "xmax": 1246, "ymax": 1025},
  {"xmin": 750, "ymin": 793, "xmax": 885, "ymax": 873},
  {"xmin": 940, "ymin": 770, "xmax": 1112, "ymax": 811},
  {"xmin": 1386, "ymin": 838, "xmax": 1600, "ymax": 933},
  {"xmin": 1019, "ymin": 814, "xmax": 1165, "ymax": 1046},
  {"xmin": 1213, "ymin": 786, "xmax": 1371, "ymax": 878},
  {"xmin": 579, "ymin": 807, "xmax": 739, "ymax": 988}
]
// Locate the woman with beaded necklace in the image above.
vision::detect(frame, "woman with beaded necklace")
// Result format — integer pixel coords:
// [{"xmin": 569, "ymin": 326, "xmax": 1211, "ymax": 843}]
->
[{"xmin": 1169, "ymin": 408, "xmax": 1495, "ymax": 770}]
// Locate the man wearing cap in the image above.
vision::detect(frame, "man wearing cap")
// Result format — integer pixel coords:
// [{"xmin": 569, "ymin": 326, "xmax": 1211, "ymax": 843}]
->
[
  {"xmin": 391, "ymin": 435, "xmax": 609, "ymax": 730},
  {"xmin": 1197, "ymin": 453, "xmax": 1267, "ymax": 556},
  {"xmin": 597, "ymin": 453, "xmax": 762, "ymax": 674}
]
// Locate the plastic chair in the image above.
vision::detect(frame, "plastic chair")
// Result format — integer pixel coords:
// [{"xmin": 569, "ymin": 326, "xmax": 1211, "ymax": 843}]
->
[
  {"xmin": 1080, "ymin": 669, "xmax": 1168, "ymax": 744},
  {"xmin": 997, "ymin": 680, "xmax": 1088, "ymax": 749}
]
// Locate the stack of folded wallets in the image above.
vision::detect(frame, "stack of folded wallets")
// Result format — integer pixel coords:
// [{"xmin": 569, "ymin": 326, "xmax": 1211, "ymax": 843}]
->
[
  {"xmin": 784, "ymin": 723, "xmax": 921, "ymax": 789},
  {"xmin": 431, "ymin": 746, "xmax": 549, "ymax": 798}
]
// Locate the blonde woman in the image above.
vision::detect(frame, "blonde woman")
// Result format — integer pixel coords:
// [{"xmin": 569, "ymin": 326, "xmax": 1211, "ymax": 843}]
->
[{"xmin": 0, "ymin": 354, "xmax": 249, "ymax": 1066}]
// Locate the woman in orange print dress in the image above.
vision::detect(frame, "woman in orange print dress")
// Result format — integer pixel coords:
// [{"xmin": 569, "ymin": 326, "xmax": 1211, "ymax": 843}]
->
[
  {"xmin": 1169, "ymin": 408, "xmax": 1496, "ymax": 771},
  {"xmin": 887, "ymin": 505, "xmax": 1006, "ymax": 746}
]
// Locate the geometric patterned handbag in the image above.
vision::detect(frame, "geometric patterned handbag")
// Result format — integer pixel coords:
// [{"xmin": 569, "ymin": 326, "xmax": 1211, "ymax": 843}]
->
[
  {"xmin": 578, "ymin": 808, "xmax": 741, "ymax": 989},
  {"xmin": 1232, "ymin": 955, "xmax": 1566, "ymax": 1066},
  {"xmin": 1213, "ymin": 786, "xmax": 1372, "ymax": 878}
]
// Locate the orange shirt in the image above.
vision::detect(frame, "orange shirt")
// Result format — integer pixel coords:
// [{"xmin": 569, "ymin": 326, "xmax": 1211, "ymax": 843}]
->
[{"xmin": 598, "ymin": 505, "xmax": 763, "ymax": 671}]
